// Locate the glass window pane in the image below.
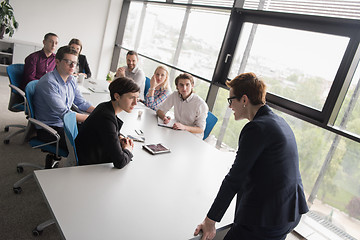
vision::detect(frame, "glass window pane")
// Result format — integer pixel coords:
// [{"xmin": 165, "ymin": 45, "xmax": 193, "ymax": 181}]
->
[
  {"xmin": 212, "ymin": 87, "xmax": 247, "ymax": 150},
  {"xmin": 122, "ymin": 2, "xmax": 144, "ymax": 50},
  {"xmin": 177, "ymin": 9, "xmax": 229, "ymax": 79},
  {"xmin": 141, "ymin": 57, "xmax": 162, "ymax": 79},
  {"xmin": 117, "ymin": 50, "xmax": 127, "ymax": 68},
  {"xmin": 276, "ymin": 110, "xmax": 360, "ymax": 240},
  {"xmin": 229, "ymin": 23, "xmax": 349, "ymax": 110},
  {"xmin": 334, "ymin": 60, "xmax": 360, "ymax": 136},
  {"xmin": 137, "ymin": 5, "xmax": 186, "ymax": 63},
  {"xmin": 193, "ymin": 78, "xmax": 210, "ymax": 102}
]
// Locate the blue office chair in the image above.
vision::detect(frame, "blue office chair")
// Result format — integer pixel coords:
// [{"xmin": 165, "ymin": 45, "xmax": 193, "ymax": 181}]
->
[
  {"xmin": 63, "ymin": 111, "xmax": 79, "ymax": 166},
  {"xmin": 25, "ymin": 80, "xmax": 67, "ymax": 159},
  {"xmin": 32, "ymin": 111, "xmax": 79, "ymax": 236},
  {"xmin": 144, "ymin": 76, "xmax": 151, "ymax": 99},
  {"xmin": 4, "ymin": 64, "xmax": 27, "ymax": 144},
  {"xmin": 203, "ymin": 111, "xmax": 218, "ymax": 140},
  {"xmin": 13, "ymin": 80, "xmax": 68, "ymax": 194}
]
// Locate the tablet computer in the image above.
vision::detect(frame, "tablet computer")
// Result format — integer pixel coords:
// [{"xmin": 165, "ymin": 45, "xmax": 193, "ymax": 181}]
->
[{"xmin": 143, "ymin": 143, "xmax": 170, "ymax": 155}]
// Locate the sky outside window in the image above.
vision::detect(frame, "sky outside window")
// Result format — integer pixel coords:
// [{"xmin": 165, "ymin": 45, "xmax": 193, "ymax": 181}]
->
[{"xmin": 229, "ymin": 23, "xmax": 349, "ymax": 110}]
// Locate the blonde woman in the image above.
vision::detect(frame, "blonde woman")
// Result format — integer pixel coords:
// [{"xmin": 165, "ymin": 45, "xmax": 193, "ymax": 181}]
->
[{"xmin": 145, "ymin": 65, "xmax": 171, "ymax": 110}]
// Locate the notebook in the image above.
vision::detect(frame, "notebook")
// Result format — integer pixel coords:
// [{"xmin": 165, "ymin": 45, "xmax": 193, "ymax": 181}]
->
[
  {"xmin": 143, "ymin": 143, "xmax": 170, "ymax": 155},
  {"xmin": 88, "ymin": 86, "xmax": 109, "ymax": 93}
]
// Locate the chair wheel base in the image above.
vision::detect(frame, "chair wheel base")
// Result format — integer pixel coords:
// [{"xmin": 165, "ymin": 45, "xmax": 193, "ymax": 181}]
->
[
  {"xmin": 13, "ymin": 187, "xmax": 22, "ymax": 194},
  {"xmin": 32, "ymin": 228, "xmax": 43, "ymax": 236},
  {"xmin": 4, "ymin": 139, "xmax": 10, "ymax": 144}
]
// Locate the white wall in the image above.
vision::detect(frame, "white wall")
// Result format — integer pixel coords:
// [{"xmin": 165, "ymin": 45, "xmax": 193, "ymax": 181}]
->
[{"xmin": 8, "ymin": 0, "xmax": 123, "ymax": 80}]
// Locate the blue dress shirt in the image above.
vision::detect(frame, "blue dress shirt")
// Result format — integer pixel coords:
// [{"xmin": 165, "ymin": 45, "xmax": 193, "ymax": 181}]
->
[{"xmin": 33, "ymin": 68, "xmax": 92, "ymax": 127}]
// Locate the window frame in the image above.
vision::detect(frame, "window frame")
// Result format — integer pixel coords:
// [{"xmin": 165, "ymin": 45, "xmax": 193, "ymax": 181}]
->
[
  {"xmin": 112, "ymin": 0, "xmax": 360, "ymax": 143},
  {"xmin": 214, "ymin": 8, "xmax": 360, "ymax": 138}
]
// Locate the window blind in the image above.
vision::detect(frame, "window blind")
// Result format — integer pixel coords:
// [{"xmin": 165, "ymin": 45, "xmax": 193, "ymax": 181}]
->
[
  {"xmin": 145, "ymin": 0, "xmax": 360, "ymax": 19},
  {"xmin": 243, "ymin": 0, "xmax": 360, "ymax": 20},
  {"xmin": 173, "ymin": 0, "xmax": 234, "ymax": 8}
]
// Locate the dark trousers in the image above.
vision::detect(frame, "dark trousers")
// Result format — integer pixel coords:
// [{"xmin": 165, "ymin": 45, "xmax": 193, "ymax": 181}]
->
[
  {"xmin": 37, "ymin": 126, "xmax": 68, "ymax": 152},
  {"xmin": 224, "ymin": 215, "xmax": 301, "ymax": 240}
]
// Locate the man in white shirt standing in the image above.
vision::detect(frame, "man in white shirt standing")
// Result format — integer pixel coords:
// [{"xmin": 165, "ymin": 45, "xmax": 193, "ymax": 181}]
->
[
  {"xmin": 156, "ymin": 73, "xmax": 208, "ymax": 139},
  {"xmin": 115, "ymin": 50, "xmax": 145, "ymax": 99}
]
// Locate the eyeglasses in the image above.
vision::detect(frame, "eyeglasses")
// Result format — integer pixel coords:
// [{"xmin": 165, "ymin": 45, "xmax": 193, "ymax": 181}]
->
[
  {"xmin": 62, "ymin": 59, "xmax": 78, "ymax": 66},
  {"xmin": 227, "ymin": 96, "xmax": 238, "ymax": 106}
]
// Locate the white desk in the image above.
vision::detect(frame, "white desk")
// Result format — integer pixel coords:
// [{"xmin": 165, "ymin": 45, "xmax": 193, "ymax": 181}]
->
[
  {"xmin": 34, "ymin": 102, "xmax": 236, "ymax": 240},
  {"xmin": 81, "ymin": 79, "xmax": 111, "ymax": 105}
]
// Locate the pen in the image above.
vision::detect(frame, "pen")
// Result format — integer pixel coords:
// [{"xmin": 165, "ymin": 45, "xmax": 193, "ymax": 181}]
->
[{"xmin": 135, "ymin": 129, "xmax": 143, "ymax": 135}]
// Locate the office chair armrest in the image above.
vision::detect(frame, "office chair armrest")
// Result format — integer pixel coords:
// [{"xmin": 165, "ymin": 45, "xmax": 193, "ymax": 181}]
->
[
  {"xmin": 28, "ymin": 118, "xmax": 59, "ymax": 137},
  {"xmin": 9, "ymin": 84, "xmax": 26, "ymax": 99},
  {"xmin": 9, "ymin": 84, "xmax": 27, "ymax": 112},
  {"xmin": 71, "ymin": 104, "xmax": 87, "ymax": 114},
  {"xmin": 28, "ymin": 118, "xmax": 61, "ymax": 157}
]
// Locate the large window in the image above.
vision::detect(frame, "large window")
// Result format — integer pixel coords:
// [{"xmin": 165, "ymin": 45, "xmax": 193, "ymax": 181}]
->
[
  {"xmin": 229, "ymin": 23, "xmax": 349, "ymax": 111},
  {"xmin": 120, "ymin": 2, "xmax": 229, "ymax": 84},
  {"xmin": 114, "ymin": 1, "xmax": 360, "ymax": 238},
  {"xmin": 279, "ymin": 110, "xmax": 360, "ymax": 240},
  {"xmin": 176, "ymin": 9, "xmax": 229, "ymax": 79},
  {"xmin": 136, "ymin": 4, "xmax": 185, "ymax": 64},
  {"xmin": 122, "ymin": 2, "xmax": 143, "ymax": 50}
]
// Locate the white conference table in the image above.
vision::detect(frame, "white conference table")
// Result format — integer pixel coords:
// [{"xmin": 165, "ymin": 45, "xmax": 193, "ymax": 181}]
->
[
  {"xmin": 79, "ymin": 78, "xmax": 111, "ymax": 104},
  {"xmin": 34, "ymin": 85, "xmax": 236, "ymax": 240}
]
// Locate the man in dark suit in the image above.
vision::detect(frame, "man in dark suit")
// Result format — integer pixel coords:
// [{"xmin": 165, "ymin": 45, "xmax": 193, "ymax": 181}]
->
[{"xmin": 194, "ymin": 72, "xmax": 308, "ymax": 240}]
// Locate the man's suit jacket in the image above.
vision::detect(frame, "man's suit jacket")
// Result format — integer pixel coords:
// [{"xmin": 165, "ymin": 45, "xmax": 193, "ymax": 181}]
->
[{"xmin": 208, "ymin": 105, "xmax": 308, "ymax": 227}]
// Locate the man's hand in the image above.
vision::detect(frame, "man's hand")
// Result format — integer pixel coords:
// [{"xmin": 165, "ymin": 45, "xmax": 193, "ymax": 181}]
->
[
  {"xmin": 194, "ymin": 217, "xmax": 216, "ymax": 240},
  {"xmin": 115, "ymin": 67, "xmax": 126, "ymax": 78},
  {"xmin": 76, "ymin": 113, "xmax": 89, "ymax": 123},
  {"xmin": 173, "ymin": 122, "xmax": 186, "ymax": 130}
]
